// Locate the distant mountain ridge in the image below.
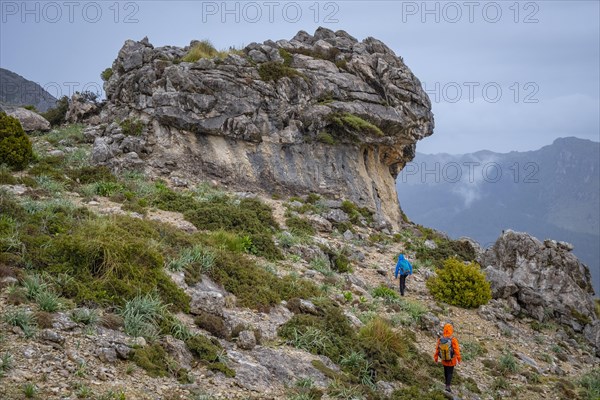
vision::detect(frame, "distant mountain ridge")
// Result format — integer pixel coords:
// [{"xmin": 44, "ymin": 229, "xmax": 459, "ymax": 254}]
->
[
  {"xmin": 0, "ymin": 68, "xmax": 57, "ymax": 112},
  {"xmin": 397, "ymin": 137, "xmax": 600, "ymax": 294}
]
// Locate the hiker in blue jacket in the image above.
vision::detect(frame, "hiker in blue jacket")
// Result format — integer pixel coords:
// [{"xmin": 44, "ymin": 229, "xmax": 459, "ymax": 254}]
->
[{"xmin": 394, "ymin": 254, "xmax": 413, "ymax": 296}]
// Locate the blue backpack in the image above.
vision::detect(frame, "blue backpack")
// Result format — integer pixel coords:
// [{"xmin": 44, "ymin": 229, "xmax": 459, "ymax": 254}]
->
[{"xmin": 395, "ymin": 255, "xmax": 413, "ymax": 277}]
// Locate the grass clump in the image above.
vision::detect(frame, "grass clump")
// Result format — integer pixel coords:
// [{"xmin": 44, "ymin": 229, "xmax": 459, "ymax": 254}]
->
[
  {"xmin": 121, "ymin": 293, "xmax": 168, "ymax": 341},
  {"xmin": 326, "ymin": 112, "xmax": 383, "ymax": 141},
  {"xmin": 579, "ymin": 368, "xmax": 600, "ymax": 400},
  {"xmin": 258, "ymin": 61, "xmax": 302, "ymax": 82},
  {"xmin": 498, "ymin": 352, "xmax": 519, "ymax": 375},
  {"xmin": 167, "ymin": 244, "xmax": 215, "ymax": 273},
  {"xmin": 181, "ymin": 40, "xmax": 238, "ymax": 62},
  {"xmin": 316, "ymin": 131, "xmax": 336, "ymax": 145},
  {"xmin": 0, "ymin": 112, "xmax": 33, "ymax": 170},
  {"xmin": 194, "ymin": 311, "xmax": 229, "ymax": 339},
  {"xmin": 3, "ymin": 307, "xmax": 36, "ymax": 338},
  {"xmin": 426, "ymin": 258, "xmax": 491, "ymax": 308},
  {"xmin": 0, "ymin": 352, "xmax": 13, "ymax": 378}
]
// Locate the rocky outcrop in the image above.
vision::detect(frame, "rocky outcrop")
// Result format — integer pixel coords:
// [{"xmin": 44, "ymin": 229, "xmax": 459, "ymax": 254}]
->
[
  {"xmin": 480, "ymin": 230, "xmax": 597, "ymax": 335},
  {"xmin": 4, "ymin": 106, "xmax": 50, "ymax": 132},
  {"xmin": 94, "ymin": 27, "xmax": 434, "ymax": 229},
  {"xmin": 65, "ymin": 93, "xmax": 101, "ymax": 125}
]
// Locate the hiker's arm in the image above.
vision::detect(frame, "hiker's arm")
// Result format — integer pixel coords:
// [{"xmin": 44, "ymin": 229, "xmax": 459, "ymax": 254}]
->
[
  {"xmin": 433, "ymin": 339, "xmax": 439, "ymax": 362},
  {"xmin": 394, "ymin": 259, "xmax": 400, "ymax": 278},
  {"xmin": 453, "ymin": 338, "xmax": 461, "ymax": 362}
]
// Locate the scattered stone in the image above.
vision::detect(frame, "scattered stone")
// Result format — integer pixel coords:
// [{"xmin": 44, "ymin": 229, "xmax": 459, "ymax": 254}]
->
[
  {"xmin": 237, "ymin": 330, "xmax": 257, "ymax": 350},
  {"xmin": 39, "ymin": 329, "xmax": 65, "ymax": 344},
  {"xmin": 96, "ymin": 347, "xmax": 118, "ymax": 363}
]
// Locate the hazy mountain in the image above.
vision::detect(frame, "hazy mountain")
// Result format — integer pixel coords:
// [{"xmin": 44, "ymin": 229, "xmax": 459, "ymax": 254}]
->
[
  {"xmin": 397, "ymin": 137, "xmax": 600, "ymax": 294},
  {"xmin": 0, "ymin": 68, "xmax": 57, "ymax": 112}
]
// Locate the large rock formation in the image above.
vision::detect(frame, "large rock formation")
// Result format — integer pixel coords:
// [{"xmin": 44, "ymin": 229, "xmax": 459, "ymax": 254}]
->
[
  {"xmin": 93, "ymin": 27, "xmax": 434, "ymax": 229},
  {"xmin": 480, "ymin": 230, "xmax": 597, "ymax": 334}
]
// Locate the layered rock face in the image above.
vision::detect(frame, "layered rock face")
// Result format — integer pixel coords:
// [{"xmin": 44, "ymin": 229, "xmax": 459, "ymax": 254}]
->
[
  {"xmin": 480, "ymin": 230, "xmax": 597, "ymax": 334},
  {"xmin": 95, "ymin": 27, "xmax": 434, "ymax": 229}
]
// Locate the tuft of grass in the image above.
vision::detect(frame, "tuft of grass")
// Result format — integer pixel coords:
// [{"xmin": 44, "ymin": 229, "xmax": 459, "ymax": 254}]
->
[
  {"xmin": 326, "ymin": 112, "xmax": 383, "ymax": 140},
  {"xmin": 71, "ymin": 308, "xmax": 100, "ymax": 326},
  {"xmin": 0, "ymin": 352, "xmax": 14, "ymax": 378},
  {"xmin": 181, "ymin": 40, "xmax": 236, "ymax": 62},
  {"xmin": 22, "ymin": 382, "xmax": 38, "ymax": 398},
  {"xmin": 35, "ymin": 290, "xmax": 62, "ymax": 312},
  {"xmin": 579, "ymin": 368, "xmax": 600, "ymax": 400},
  {"xmin": 258, "ymin": 61, "xmax": 303, "ymax": 82},
  {"xmin": 310, "ymin": 256, "xmax": 333, "ymax": 277},
  {"xmin": 167, "ymin": 244, "xmax": 215, "ymax": 273},
  {"xmin": 120, "ymin": 293, "xmax": 166, "ymax": 341},
  {"xmin": 498, "ymin": 352, "xmax": 519, "ymax": 375},
  {"xmin": 3, "ymin": 307, "xmax": 36, "ymax": 338}
]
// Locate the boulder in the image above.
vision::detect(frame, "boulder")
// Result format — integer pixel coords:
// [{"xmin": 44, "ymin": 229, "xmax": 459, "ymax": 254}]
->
[
  {"xmin": 480, "ymin": 230, "xmax": 597, "ymax": 335},
  {"xmin": 7, "ymin": 107, "xmax": 50, "ymax": 132}
]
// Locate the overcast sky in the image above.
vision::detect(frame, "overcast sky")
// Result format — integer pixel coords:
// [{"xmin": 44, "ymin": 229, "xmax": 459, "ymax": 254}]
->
[{"xmin": 1, "ymin": 0, "xmax": 598, "ymax": 154}]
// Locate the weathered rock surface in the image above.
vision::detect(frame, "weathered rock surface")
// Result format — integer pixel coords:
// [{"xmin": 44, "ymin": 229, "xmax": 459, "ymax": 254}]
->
[
  {"xmin": 65, "ymin": 92, "xmax": 101, "ymax": 124},
  {"xmin": 6, "ymin": 106, "xmax": 50, "ymax": 131},
  {"xmin": 480, "ymin": 230, "xmax": 597, "ymax": 336},
  {"xmin": 94, "ymin": 28, "xmax": 434, "ymax": 229}
]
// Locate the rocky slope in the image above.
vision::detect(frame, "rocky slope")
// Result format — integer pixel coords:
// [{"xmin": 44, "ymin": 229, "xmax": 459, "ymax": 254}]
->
[
  {"xmin": 1, "ymin": 124, "xmax": 599, "ymax": 399},
  {"xmin": 89, "ymin": 27, "xmax": 434, "ymax": 230}
]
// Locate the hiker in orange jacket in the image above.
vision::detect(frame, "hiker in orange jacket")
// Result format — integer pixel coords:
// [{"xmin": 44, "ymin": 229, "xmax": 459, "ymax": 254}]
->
[{"xmin": 434, "ymin": 323, "xmax": 461, "ymax": 393}]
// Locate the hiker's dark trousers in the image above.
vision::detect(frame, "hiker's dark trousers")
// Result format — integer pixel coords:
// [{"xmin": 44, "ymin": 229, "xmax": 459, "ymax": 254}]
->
[
  {"xmin": 444, "ymin": 365, "xmax": 454, "ymax": 386},
  {"xmin": 399, "ymin": 275, "xmax": 407, "ymax": 296}
]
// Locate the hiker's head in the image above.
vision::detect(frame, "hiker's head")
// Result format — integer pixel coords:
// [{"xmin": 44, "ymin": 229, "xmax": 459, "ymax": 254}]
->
[{"xmin": 443, "ymin": 323, "xmax": 453, "ymax": 336}]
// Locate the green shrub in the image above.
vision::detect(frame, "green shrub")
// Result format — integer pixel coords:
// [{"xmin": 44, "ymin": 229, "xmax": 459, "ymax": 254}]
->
[
  {"xmin": 0, "ymin": 112, "xmax": 33, "ymax": 170},
  {"xmin": 258, "ymin": 61, "xmax": 302, "ymax": 82},
  {"xmin": 185, "ymin": 335, "xmax": 235, "ymax": 377},
  {"xmin": 41, "ymin": 216, "xmax": 190, "ymax": 311},
  {"xmin": 194, "ymin": 311, "xmax": 229, "ymax": 339},
  {"xmin": 131, "ymin": 343, "xmax": 187, "ymax": 382},
  {"xmin": 119, "ymin": 118, "xmax": 144, "ymax": 136},
  {"xmin": 426, "ymin": 258, "xmax": 491, "ymax": 308},
  {"xmin": 204, "ymin": 250, "xmax": 318, "ymax": 312},
  {"xmin": 372, "ymin": 285, "xmax": 399, "ymax": 301},
  {"xmin": 340, "ymin": 200, "xmax": 372, "ymax": 225},
  {"xmin": 100, "ymin": 67, "xmax": 113, "ymax": 81},
  {"xmin": 42, "ymin": 96, "xmax": 69, "ymax": 127},
  {"xmin": 286, "ymin": 216, "xmax": 315, "ymax": 236},
  {"xmin": 412, "ymin": 227, "xmax": 476, "ymax": 268}
]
